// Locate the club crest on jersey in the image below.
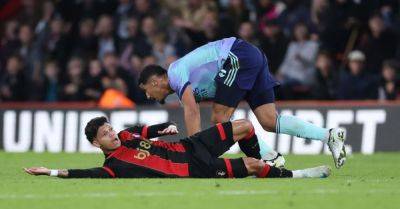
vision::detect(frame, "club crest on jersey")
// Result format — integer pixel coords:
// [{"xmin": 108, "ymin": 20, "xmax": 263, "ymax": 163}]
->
[
  {"xmin": 218, "ymin": 69, "xmax": 227, "ymax": 78},
  {"xmin": 216, "ymin": 170, "xmax": 226, "ymax": 177}
]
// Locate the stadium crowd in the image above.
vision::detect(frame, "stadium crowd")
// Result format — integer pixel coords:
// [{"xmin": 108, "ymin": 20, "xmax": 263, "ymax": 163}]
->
[{"xmin": 0, "ymin": 0, "xmax": 400, "ymax": 104}]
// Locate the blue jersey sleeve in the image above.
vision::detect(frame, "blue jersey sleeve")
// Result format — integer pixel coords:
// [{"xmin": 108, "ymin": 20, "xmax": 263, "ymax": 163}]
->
[{"xmin": 168, "ymin": 62, "xmax": 191, "ymax": 99}]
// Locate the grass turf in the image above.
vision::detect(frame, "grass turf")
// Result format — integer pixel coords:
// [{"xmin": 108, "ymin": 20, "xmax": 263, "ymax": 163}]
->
[{"xmin": 1, "ymin": 152, "xmax": 399, "ymax": 209}]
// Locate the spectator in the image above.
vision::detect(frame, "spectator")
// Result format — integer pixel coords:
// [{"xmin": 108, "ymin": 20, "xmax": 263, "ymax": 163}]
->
[
  {"xmin": 312, "ymin": 51, "xmax": 339, "ymax": 100},
  {"xmin": 278, "ymin": 23, "xmax": 318, "ymax": 99},
  {"xmin": 115, "ymin": 0, "xmax": 134, "ymax": 40},
  {"xmin": 35, "ymin": 16, "xmax": 70, "ymax": 68},
  {"xmin": 95, "ymin": 15, "xmax": 118, "ymax": 60},
  {"xmin": 337, "ymin": 50, "xmax": 379, "ymax": 100},
  {"xmin": 101, "ymin": 52, "xmax": 130, "ymax": 96},
  {"xmin": 277, "ymin": 0, "xmax": 311, "ymax": 36},
  {"xmin": 16, "ymin": 24, "xmax": 38, "ymax": 79},
  {"xmin": 358, "ymin": 14, "xmax": 398, "ymax": 74},
  {"xmin": 220, "ymin": 0, "xmax": 251, "ymax": 36},
  {"xmin": 60, "ymin": 57, "xmax": 85, "ymax": 101},
  {"xmin": 259, "ymin": 20, "xmax": 289, "ymax": 74},
  {"xmin": 152, "ymin": 34, "xmax": 176, "ymax": 69},
  {"xmin": 378, "ymin": 59, "xmax": 399, "ymax": 100},
  {"xmin": 0, "ymin": 55, "xmax": 27, "ymax": 101},
  {"xmin": 83, "ymin": 59, "xmax": 104, "ymax": 101},
  {"xmin": 39, "ymin": 60, "xmax": 60, "ymax": 102},
  {"xmin": 71, "ymin": 18, "xmax": 98, "ymax": 60},
  {"xmin": 238, "ymin": 22, "xmax": 259, "ymax": 46},
  {"xmin": 0, "ymin": 20, "xmax": 19, "ymax": 70},
  {"xmin": 256, "ymin": 0, "xmax": 281, "ymax": 22}
]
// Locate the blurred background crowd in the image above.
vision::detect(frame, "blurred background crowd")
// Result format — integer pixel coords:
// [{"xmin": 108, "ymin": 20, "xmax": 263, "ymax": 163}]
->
[{"xmin": 1, "ymin": 0, "xmax": 400, "ymax": 105}]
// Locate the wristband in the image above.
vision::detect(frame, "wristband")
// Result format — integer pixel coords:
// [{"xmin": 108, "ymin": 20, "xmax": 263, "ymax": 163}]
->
[{"xmin": 50, "ymin": 169, "xmax": 59, "ymax": 177}]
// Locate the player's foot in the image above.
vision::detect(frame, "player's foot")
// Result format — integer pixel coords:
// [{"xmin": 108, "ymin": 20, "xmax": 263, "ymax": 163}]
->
[
  {"xmin": 327, "ymin": 128, "xmax": 347, "ymax": 169},
  {"xmin": 293, "ymin": 165, "xmax": 331, "ymax": 178},
  {"xmin": 263, "ymin": 152, "xmax": 285, "ymax": 168}
]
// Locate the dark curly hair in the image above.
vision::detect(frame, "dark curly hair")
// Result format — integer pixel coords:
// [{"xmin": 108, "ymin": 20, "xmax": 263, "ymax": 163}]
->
[
  {"xmin": 84, "ymin": 116, "xmax": 108, "ymax": 143},
  {"xmin": 138, "ymin": 64, "xmax": 167, "ymax": 85}
]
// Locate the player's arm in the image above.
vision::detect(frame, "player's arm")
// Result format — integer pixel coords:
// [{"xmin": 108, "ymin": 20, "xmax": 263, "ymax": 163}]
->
[
  {"xmin": 24, "ymin": 167, "xmax": 112, "ymax": 178},
  {"xmin": 181, "ymin": 85, "xmax": 201, "ymax": 136},
  {"xmin": 122, "ymin": 122, "xmax": 178, "ymax": 139}
]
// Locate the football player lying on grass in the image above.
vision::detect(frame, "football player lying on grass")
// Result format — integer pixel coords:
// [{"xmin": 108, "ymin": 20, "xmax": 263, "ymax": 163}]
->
[{"xmin": 24, "ymin": 117, "xmax": 330, "ymax": 179}]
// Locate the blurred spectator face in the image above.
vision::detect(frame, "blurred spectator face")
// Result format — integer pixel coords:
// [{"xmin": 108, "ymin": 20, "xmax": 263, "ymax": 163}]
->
[
  {"xmin": 294, "ymin": 24, "xmax": 309, "ymax": 41},
  {"xmin": 44, "ymin": 62, "xmax": 59, "ymax": 80},
  {"xmin": 348, "ymin": 50, "xmax": 365, "ymax": 75},
  {"xmin": 50, "ymin": 18, "xmax": 63, "ymax": 35},
  {"xmin": 97, "ymin": 15, "xmax": 114, "ymax": 36},
  {"xmin": 230, "ymin": 0, "xmax": 244, "ymax": 8},
  {"xmin": 202, "ymin": 11, "xmax": 218, "ymax": 30},
  {"xmin": 188, "ymin": 0, "xmax": 203, "ymax": 9},
  {"xmin": 5, "ymin": 20, "xmax": 18, "ymax": 40},
  {"xmin": 316, "ymin": 54, "xmax": 331, "ymax": 70},
  {"xmin": 80, "ymin": 19, "xmax": 95, "ymax": 37},
  {"xmin": 259, "ymin": 0, "xmax": 272, "ymax": 7},
  {"xmin": 312, "ymin": 0, "xmax": 329, "ymax": 12},
  {"xmin": 130, "ymin": 55, "xmax": 143, "ymax": 72},
  {"xmin": 238, "ymin": 22, "xmax": 254, "ymax": 41},
  {"xmin": 141, "ymin": 17, "xmax": 156, "ymax": 36},
  {"xmin": 263, "ymin": 23, "xmax": 280, "ymax": 38},
  {"xmin": 119, "ymin": 0, "xmax": 130, "ymax": 4},
  {"xmin": 153, "ymin": 35, "xmax": 166, "ymax": 52},
  {"xmin": 18, "ymin": 25, "xmax": 33, "ymax": 44},
  {"xmin": 89, "ymin": 60, "xmax": 102, "ymax": 77},
  {"xmin": 382, "ymin": 65, "xmax": 396, "ymax": 81},
  {"xmin": 67, "ymin": 58, "xmax": 83, "ymax": 78},
  {"xmin": 42, "ymin": 0, "xmax": 55, "ymax": 19},
  {"xmin": 135, "ymin": 0, "xmax": 149, "ymax": 13},
  {"xmin": 6, "ymin": 56, "xmax": 22, "ymax": 75},
  {"xmin": 143, "ymin": 56, "xmax": 157, "ymax": 67},
  {"xmin": 369, "ymin": 15, "xmax": 385, "ymax": 35},
  {"xmin": 103, "ymin": 53, "xmax": 118, "ymax": 71},
  {"xmin": 316, "ymin": 53, "xmax": 332, "ymax": 76},
  {"xmin": 127, "ymin": 18, "xmax": 139, "ymax": 37},
  {"xmin": 349, "ymin": 61, "xmax": 364, "ymax": 75}
]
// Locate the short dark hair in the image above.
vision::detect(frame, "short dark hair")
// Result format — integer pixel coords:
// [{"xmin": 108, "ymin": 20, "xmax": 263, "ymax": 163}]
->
[
  {"xmin": 138, "ymin": 65, "xmax": 167, "ymax": 85},
  {"xmin": 85, "ymin": 116, "xmax": 108, "ymax": 143}
]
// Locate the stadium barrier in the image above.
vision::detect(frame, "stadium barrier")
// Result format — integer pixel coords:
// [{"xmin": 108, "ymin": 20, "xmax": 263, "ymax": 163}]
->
[{"xmin": 0, "ymin": 101, "xmax": 399, "ymax": 154}]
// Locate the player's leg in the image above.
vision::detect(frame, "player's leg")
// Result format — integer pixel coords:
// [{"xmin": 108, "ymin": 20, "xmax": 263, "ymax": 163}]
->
[
  {"xmin": 242, "ymin": 157, "xmax": 331, "ymax": 178},
  {"xmin": 190, "ymin": 118, "xmax": 262, "ymax": 158},
  {"xmin": 212, "ymin": 157, "xmax": 330, "ymax": 178},
  {"xmin": 212, "ymin": 83, "xmax": 276, "ymax": 160},
  {"xmin": 248, "ymin": 70, "xmax": 346, "ymax": 168}
]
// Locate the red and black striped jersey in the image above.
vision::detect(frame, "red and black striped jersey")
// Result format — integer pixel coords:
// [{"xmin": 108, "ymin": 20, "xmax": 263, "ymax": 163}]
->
[{"xmin": 67, "ymin": 122, "xmax": 190, "ymax": 178}]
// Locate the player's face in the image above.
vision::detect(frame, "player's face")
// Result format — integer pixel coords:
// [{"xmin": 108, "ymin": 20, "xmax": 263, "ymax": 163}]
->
[
  {"xmin": 94, "ymin": 123, "xmax": 121, "ymax": 150},
  {"xmin": 140, "ymin": 78, "xmax": 168, "ymax": 103}
]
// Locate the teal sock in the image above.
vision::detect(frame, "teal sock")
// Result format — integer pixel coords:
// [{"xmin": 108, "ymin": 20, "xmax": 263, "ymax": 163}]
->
[
  {"xmin": 276, "ymin": 115, "xmax": 329, "ymax": 142},
  {"xmin": 258, "ymin": 137, "xmax": 274, "ymax": 160}
]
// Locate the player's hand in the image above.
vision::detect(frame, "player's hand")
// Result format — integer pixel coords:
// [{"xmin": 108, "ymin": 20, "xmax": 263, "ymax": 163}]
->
[
  {"xmin": 158, "ymin": 125, "xmax": 179, "ymax": 135},
  {"xmin": 24, "ymin": 167, "xmax": 51, "ymax": 176}
]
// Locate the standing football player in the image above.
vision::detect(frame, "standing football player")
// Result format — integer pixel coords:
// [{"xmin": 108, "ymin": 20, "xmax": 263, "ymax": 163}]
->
[{"xmin": 139, "ymin": 37, "xmax": 346, "ymax": 168}]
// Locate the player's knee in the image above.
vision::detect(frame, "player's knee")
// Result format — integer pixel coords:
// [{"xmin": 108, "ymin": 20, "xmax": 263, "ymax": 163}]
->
[
  {"xmin": 236, "ymin": 119, "xmax": 253, "ymax": 136},
  {"xmin": 211, "ymin": 111, "xmax": 230, "ymax": 123},
  {"xmin": 260, "ymin": 118, "xmax": 276, "ymax": 132},
  {"xmin": 243, "ymin": 157, "xmax": 264, "ymax": 175}
]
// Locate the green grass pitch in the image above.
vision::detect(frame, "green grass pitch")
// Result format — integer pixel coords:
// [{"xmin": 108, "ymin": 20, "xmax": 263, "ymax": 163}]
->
[{"xmin": 1, "ymin": 152, "xmax": 399, "ymax": 209}]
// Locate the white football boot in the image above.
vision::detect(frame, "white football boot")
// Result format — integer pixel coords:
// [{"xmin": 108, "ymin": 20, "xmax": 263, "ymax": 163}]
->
[
  {"xmin": 293, "ymin": 165, "xmax": 331, "ymax": 178},
  {"xmin": 327, "ymin": 128, "xmax": 347, "ymax": 169},
  {"xmin": 263, "ymin": 151, "xmax": 285, "ymax": 168}
]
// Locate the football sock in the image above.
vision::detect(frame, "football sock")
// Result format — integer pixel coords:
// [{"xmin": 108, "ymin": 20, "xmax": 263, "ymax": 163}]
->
[
  {"xmin": 238, "ymin": 127, "xmax": 261, "ymax": 159},
  {"xmin": 257, "ymin": 164, "xmax": 293, "ymax": 178},
  {"xmin": 276, "ymin": 114, "xmax": 329, "ymax": 143}
]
